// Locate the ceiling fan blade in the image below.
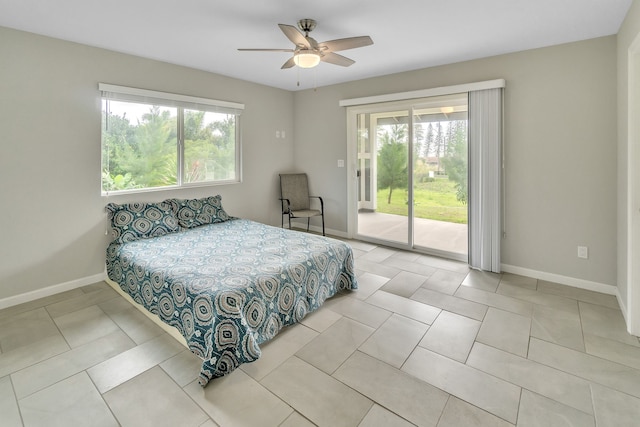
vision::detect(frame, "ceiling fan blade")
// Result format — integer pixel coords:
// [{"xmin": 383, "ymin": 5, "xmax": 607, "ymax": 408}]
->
[
  {"xmin": 321, "ymin": 52, "xmax": 355, "ymax": 67},
  {"xmin": 237, "ymin": 48, "xmax": 294, "ymax": 52},
  {"xmin": 281, "ymin": 57, "xmax": 296, "ymax": 69},
  {"xmin": 318, "ymin": 36, "xmax": 373, "ymax": 52},
  {"xmin": 278, "ymin": 24, "xmax": 310, "ymax": 48}
]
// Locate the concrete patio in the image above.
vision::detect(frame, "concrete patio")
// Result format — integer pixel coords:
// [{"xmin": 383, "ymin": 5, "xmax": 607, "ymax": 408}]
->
[{"xmin": 357, "ymin": 211, "xmax": 468, "ymax": 256}]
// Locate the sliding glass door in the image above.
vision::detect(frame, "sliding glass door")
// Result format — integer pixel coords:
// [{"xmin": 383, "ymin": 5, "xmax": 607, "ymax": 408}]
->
[
  {"xmin": 412, "ymin": 96, "xmax": 468, "ymax": 256},
  {"xmin": 357, "ymin": 109, "xmax": 410, "ymax": 245},
  {"xmin": 353, "ymin": 94, "xmax": 468, "ymax": 259}
]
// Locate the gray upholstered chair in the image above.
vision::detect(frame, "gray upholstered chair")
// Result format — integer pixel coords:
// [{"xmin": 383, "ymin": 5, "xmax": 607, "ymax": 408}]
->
[{"xmin": 279, "ymin": 173, "xmax": 325, "ymax": 236}]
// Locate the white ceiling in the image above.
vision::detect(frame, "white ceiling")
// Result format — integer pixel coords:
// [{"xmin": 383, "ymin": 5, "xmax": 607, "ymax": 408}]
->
[{"xmin": 0, "ymin": 0, "xmax": 632, "ymax": 91}]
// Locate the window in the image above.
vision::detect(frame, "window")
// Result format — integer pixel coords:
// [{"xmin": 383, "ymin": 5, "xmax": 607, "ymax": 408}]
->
[{"xmin": 100, "ymin": 84, "xmax": 243, "ymax": 194}]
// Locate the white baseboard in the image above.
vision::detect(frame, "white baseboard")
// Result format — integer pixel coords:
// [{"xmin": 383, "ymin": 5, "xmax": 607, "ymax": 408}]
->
[
  {"xmin": 501, "ymin": 263, "xmax": 616, "ymax": 296},
  {"xmin": 0, "ymin": 272, "xmax": 107, "ymax": 310},
  {"xmin": 2, "ymin": 258, "xmax": 617, "ymax": 315},
  {"xmin": 617, "ymin": 287, "xmax": 629, "ymax": 322},
  {"xmin": 283, "ymin": 222, "xmax": 347, "ymax": 238},
  {"xmin": 309, "ymin": 225, "xmax": 348, "ymax": 238},
  {"xmin": 614, "ymin": 287, "xmax": 640, "ymax": 337}
]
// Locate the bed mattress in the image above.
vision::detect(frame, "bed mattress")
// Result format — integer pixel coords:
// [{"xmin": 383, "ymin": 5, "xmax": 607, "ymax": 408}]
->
[{"xmin": 106, "ymin": 218, "xmax": 357, "ymax": 385}]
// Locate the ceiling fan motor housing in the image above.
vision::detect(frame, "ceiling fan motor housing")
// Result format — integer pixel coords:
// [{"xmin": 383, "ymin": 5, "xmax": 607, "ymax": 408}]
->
[{"xmin": 297, "ymin": 19, "xmax": 317, "ymax": 35}]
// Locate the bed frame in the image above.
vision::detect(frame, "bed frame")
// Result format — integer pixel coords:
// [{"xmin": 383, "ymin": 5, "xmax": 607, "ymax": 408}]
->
[{"xmin": 105, "ymin": 277, "xmax": 189, "ymax": 349}]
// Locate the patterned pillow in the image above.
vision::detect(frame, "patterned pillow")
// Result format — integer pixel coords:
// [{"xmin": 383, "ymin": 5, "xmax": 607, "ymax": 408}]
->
[
  {"xmin": 106, "ymin": 201, "xmax": 179, "ymax": 243},
  {"xmin": 168, "ymin": 195, "xmax": 231, "ymax": 229}
]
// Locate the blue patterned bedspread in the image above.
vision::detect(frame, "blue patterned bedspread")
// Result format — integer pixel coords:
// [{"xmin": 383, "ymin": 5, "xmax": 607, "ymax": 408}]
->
[{"xmin": 106, "ymin": 219, "xmax": 357, "ymax": 385}]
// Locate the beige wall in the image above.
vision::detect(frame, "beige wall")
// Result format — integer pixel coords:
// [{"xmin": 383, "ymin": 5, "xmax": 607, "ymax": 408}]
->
[
  {"xmin": 294, "ymin": 36, "xmax": 618, "ymax": 288},
  {"xmin": 0, "ymin": 26, "xmax": 294, "ymax": 301},
  {"xmin": 0, "ymin": 25, "xmax": 620, "ymax": 304}
]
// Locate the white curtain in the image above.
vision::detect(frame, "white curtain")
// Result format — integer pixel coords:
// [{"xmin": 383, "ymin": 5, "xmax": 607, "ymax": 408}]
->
[{"xmin": 468, "ymin": 88, "xmax": 502, "ymax": 272}]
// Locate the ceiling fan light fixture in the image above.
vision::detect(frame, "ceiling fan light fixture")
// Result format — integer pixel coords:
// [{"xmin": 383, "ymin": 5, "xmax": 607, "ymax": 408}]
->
[{"xmin": 294, "ymin": 50, "xmax": 321, "ymax": 68}]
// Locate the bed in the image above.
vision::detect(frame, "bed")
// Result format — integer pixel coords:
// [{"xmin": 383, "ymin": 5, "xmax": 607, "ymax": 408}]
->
[{"xmin": 105, "ymin": 196, "xmax": 357, "ymax": 386}]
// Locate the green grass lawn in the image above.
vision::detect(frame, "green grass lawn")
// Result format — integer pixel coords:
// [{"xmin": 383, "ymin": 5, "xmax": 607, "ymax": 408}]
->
[{"xmin": 376, "ymin": 177, "xmax": 468, "ymax": 224}]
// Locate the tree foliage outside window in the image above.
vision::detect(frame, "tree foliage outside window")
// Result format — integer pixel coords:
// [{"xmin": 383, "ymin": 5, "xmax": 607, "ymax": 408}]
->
[
  {"xmin": 376, "ymin": 119, "xmax": 467, "ymax": 206},
  {"xmin": 101, "ymin": 97, "xmax": 239, "ymax": 193},
  {"xmin": 377, "ymin": 124, "xmax": 408, "ymax": 204},
  {"xmin": 439, "ymin": 120, "xmax": 468, "ymax": 204}
]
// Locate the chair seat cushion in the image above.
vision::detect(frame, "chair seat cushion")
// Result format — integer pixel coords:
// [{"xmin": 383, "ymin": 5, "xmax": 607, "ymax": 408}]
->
[{"xmin": 291, "ymin": 209, "xmax": 322, "ymax": 218}]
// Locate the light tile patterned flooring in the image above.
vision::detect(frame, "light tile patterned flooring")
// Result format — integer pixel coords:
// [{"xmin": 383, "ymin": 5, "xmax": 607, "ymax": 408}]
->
[{"xmin": 1, "ymin": 239, "xmax": 640, "ymax": 426}]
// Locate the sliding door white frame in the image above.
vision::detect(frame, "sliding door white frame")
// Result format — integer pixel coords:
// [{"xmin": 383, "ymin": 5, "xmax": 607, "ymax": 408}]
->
[{"xmin": 343, "ymin": 79, "xmax": 505, "ymax": 265}]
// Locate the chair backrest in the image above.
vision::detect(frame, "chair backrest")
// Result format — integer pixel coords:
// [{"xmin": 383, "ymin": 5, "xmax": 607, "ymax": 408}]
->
[{"xmin": 280, "ymin": 173, "xmax": 311, "ymax": 211}]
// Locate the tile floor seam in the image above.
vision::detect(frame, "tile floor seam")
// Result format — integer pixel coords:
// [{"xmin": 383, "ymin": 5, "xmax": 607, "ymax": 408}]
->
[
  {"xmin": 403, "ymin": 346, "xmax": 522, "ymax": 423},
  {"xmin": 461, "ymin": 330, "xmax": 482, "ymax": 365},
  {"xmin": 467, "ymin": 341, "xmax": 596, "ymax": 415},
  {"xmin": 522, "ymin": 389, "xmax": 596, "ymax": 426},
  {"xmin": 9, "ymin": 375, "xmax": 26, "ymax": 427},
  {"xmin": 463, "ymin": 341, "xmax": 534, "ymax": 386},
  {"xmin": 514, "ymin": 387, "xmax": 523, "ymax": 426},
  {"xmin": 223, "ymin": 374, "xmax": 294, "ymax": 427},
  {"xmin": 96, "ymin": 374, "xmax": 122, "ymax": 427},
  {"xmin": 287, "ymin": 412, "xmax": 317, "ymax": 427},
  {"xmin": 497, "ymin": 285, "xmax": 580, "ymax": 314},
  {"xmin": 525, "ymin": 317, "xmax": 532, "ymax": 358},
  {"xmin": 589, "ymin": 380, "xmax": 640, "ymax": 401},
  {"xmin": 264, "ymin": 355, "xmax": 374, "ymax": 427},
  {"xmin": 435, "ymin": 394, "xmax": 454, "ymax": 427},
  {"xmin": 578, "ymin": 302, "xmax": 588, "ymax": 356},
  {"xmin": 529, "ymin": 337, "xmax": 640, "ymax": 396},
  {"xmin": 333, "ymin": 349, "xmax": 448, "ymax": 426},
  {"xmin": 587, "ymin": 383, "xmax": 598, "ymax": 422}
]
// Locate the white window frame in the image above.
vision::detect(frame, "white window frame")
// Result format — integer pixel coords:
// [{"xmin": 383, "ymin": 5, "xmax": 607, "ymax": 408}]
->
[{"xmin": 99, "ymin": 83, "xmax": 244, "ymax": 195}]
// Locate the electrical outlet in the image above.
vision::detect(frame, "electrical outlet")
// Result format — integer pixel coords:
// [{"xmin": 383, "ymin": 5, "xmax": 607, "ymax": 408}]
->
[
  {"xmin": 337, "ymin": 159, "xmax": 345, "ymax": 168},
  {"xmin": 577, "ymin": 246, "xmax": 588, "ymax": 259}
]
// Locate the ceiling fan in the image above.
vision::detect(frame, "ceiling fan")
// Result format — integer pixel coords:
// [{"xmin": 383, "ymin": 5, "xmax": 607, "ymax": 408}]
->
[{"xmin": 238, "ymin": 19, "xmax": 373, "ymax": 69}]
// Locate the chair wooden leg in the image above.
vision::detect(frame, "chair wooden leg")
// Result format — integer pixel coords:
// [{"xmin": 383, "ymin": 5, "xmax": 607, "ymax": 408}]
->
[
  {"xmin": 288, "ymin": 215, "xmax": 291, "ymax": 230},
  {"xmin": 322, "ymin": 214, "xmax": 325, "ymax": 236},
  {"xmin": 307, "ymin": 218, "xmax": 310, "ymax": 232}
]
